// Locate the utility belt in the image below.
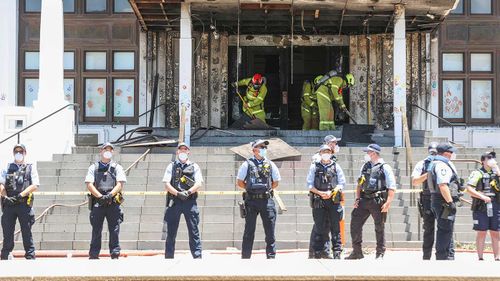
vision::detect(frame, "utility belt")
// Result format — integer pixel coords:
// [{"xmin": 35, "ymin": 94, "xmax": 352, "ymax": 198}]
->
[
  {"xmin": 166, "ymin": 191, "xmax": 198, "ymax": 208},
  {"xmin": 471, "ymin": 194, "xmax": 500, "ymax": 212},
  {"xmin": 87, "ymin": 192, "xmax": 124, "ymax": 210},
  {"xmin": 1, "ymin": 193, "xmax": 34, "ymax": 208},
  {"xmin": 309, "ymin": 190, "xmax": 343, "ymax": 209},
  {"xmin": 417, "ymin": 191, "xmax": 431, "ymax": 218},
  {"xmin": 243, "ymin": 191, "xmax": 273, "ymax": 200},
  {"xmin": 361, "ymin": 190, "xmax": 387, "ymax": 205}
]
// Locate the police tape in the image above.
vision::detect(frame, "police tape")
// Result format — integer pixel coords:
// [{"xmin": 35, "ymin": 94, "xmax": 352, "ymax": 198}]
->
[{"xmin": 32, "ymin": 189, "xmax": 424, "ymax": 196}]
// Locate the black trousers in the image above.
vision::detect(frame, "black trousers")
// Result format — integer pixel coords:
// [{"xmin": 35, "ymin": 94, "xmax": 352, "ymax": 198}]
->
[
  {"xmin": 350, "ymin": 198, "xmax": 386, "ymax": 255},
  {"xmin": 311, "ymin": 200, "xmax": 342, "ymax": 255},
  {"xmin": 242, "ymin": 198, "xmax": 276, "ymax": 259},
  {"xmin": 1, "ymin": 204, "xmax": 35, "ymax": 259},
  {"xmin": 308, "ymin": 217, "xmax": 331, "ymax": 257},
  {"xmin": 421, "ymin": 194, "xmax": 435, "ymax": 260},
  {"xmin": 431, "ymin": 195, "xmax": 455, "ymax": 260},
  {"xmin": 89, "ymin": 203, "xmax": 123, "ymax": 259}
]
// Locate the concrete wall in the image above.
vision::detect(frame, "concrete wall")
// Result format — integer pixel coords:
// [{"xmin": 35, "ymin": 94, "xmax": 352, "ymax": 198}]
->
[{"xmin": 349, "ymin": 33, "xmax": 429, "ymax": 130}]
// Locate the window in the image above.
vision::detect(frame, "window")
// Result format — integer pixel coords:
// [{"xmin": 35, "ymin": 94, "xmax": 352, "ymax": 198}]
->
[
  {"xmin": 25, "ymin": 51, "xmax": 39, "ymax": 70},
  {"xmin": 63, "ymin": 0, "xmax": 75, "ymax": 13},
  {"xmin": 442, "ymin": 80, "xmax": 464, "ymax": 119},
  {"xmin": 470, "ymin": 0, "xmax": 492, "ymax": 14},
  {"xmin": 64, "ymin": 51, "xmax": 75, "ymax": 70},
  {"xmin": 113, "ymin": 51, "xmax": 134, "ymax": 70},
  {"xmin": 470, "ymin": 53, "xmax": 492, "ymax": 72},
  {"xmin": 25, "ymin": 0, "xmax": 41, "ymax": 13},
  {"xmin": 64, "ymin": 78, "xmax": 75, "ymax": 103},
  {"xmin": 442, "ymin": 53, "xmax": 463, "ymax": 72},
  {"xmin": 114, "ymin": 0, "xmax": 133, "ymax": 13},
  {"xmin": 24, "ymin": 78, "xmax": 39, "ymax": 107},
  {"xmin": 451, "ymin": 0, "xmax": 464, "ymax": 14},
  {"xmin": 85, "ymin": 51, "xmax": 107, "ymax": 70},
  {"xmin": 86, "ymin": 0, "xmax": 107, "ymax": 13},
  {"xmin": 471, "ymin": 80, "xmax": 492, "ymax": 119},
  {"xmin": 113, "ymin": 79, "xmax": 135, "ymax": 117},
  {"xmin": 85, "ymin": 78, "xmax": 107, "ymax": 117}
]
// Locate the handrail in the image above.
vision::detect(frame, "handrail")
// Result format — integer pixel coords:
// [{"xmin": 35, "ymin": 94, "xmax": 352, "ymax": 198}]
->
[
  {"xmin": 0, "ymin": 103, "xmax": 80, "ymax": 146},
  {"xmin": 114, "ymin": 103, "xmax": 167, "ymax": 142},
  {"xmin": 410, "ymin": 103, "xmax": 466, "ymax": 143},
  {"xmin": 139, "ymin": 103, "xmax": 167, "ymax": 119}
]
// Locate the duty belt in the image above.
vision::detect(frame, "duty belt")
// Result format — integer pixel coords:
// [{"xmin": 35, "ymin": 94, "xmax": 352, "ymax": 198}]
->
[
  {"xmin": 246, "ymin": 192, "xmax": 272, "ymax": 200},
  {"xmin": 362, "ymin": 191, "xmax": 383, "ymax": 199}
]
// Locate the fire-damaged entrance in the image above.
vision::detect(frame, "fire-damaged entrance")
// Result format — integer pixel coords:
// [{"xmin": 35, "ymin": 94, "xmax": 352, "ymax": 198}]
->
[{"xmin": 228, "ymin": 45, "xmax": 349, "ymax": 129}]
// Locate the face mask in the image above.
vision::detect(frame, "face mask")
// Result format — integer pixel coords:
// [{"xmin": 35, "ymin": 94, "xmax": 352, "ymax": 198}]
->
[
  {"xmin": 334, "ymin": 145, "xmax": 340, "ymax": 154},
  {"xmin": 259, "ymin": 148, "xmax": 267, "ymax": 158},
  {"xmin": 321, "ymin": 153, "xmax": 331, "ymax": 161},
  {"xmin": 253, "ymin": 84, "xmax": 261, "ymax": 91},
  {"xmin": 450, "ymin": 153, "xmax": 457, "ymax": 160},
  {"xmin": 364, "ymin": 154, "xmax": 371, "ymax": 162},
  {"xmin": 178, "ymin": 152, "xmax": 189, "ymax": 162},
  {"xmin": 487, "ymin": 158, "xmax": 497, "ymax": 167},
  {"xmin": 102, "ymin": 151, "xmax": 113, "ymax": 160},
  {"xmin": 14, "ymin": 153, "xmax": 24, "ymax": 162}
]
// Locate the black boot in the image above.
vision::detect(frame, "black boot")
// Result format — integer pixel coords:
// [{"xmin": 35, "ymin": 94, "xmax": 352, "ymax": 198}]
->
[{"xmin": 345, "ymin": 251, "xmax": 364, "ymax": 260}]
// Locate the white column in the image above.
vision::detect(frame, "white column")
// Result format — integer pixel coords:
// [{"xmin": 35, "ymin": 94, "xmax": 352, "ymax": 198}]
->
[
  {"xmin": 31, "ymin": 0, "xmax": 74, "ymax": 160},
  {"xmin": 0, "ymin": 0, "xmax": 19, "ymax": 107},
  {"xmin": 430, "ymin": 32, "xmax": 440, "ymax": 131},
  {"xmin": 393, "ymin": 4, "xmax": 406, "ymax": 147},
  {"xmin": 179, "ymin": 3, "xmax": 192, "ymax": 145}
]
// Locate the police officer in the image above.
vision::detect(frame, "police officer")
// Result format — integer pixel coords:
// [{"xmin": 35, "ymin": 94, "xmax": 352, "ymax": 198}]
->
[
  {"xmin": 237, "ymin": 139, "xmax": 281, "ymax": 259},
  {"xmin": 346, "ymin": 144, "xmax": 396, "ymax": 260},
  {"xmin": 163, "ymin": 142, "xmax": 203, "ymax": 259},
  {"xmin": 411, "ymin": 142, "xmax": 438, "ymax": 260},
  {"xmin": 0, "ymin": 144, "xmax": 38, "ymax": 260},
  {"xmin": 309, "ymin": 135, "xmax": 341, "ymax": 258},
  {"xmin": 427, "ymin": 143, "xmax": 461, "ymax": 261},
  {"xmin": 85, "ymin": 142, "xmax": 126, "ymax": 259},
  {"xmin": 466, "ymin": 151, "xmax": 500, "ymax": 261},
  {"xmin": 307, "ymin": 145, "xmax": 346, "ymax": 259}
]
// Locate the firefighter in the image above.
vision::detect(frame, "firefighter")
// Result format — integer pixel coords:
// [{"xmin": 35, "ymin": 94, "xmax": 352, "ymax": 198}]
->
[
  {"xmin": 314, "ymin": 73, "xmax": 354, "ymax": 130},
  {"xmin": 301, "ymin": 79, "xmax": 319, "ymax": 130},
  {"xmin": 233, "ymin": 74, "xmax": 268, "ymax": 123}
]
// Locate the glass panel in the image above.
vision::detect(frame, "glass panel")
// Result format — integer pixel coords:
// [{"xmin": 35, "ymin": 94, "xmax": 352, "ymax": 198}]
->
[
  {"xmin": 114, "ymin": 0, "xmax": 133, "ymax": 13},
  {"xmin": 451, "ymin": 0, "xmax": 464, "ymax": 14},
  {"xmin": 113, "ymin": 79, "xmax": 135, "ymax": 117},
  {"xmin": 85, "ymin": 79, "xmax": 107, "ymax": 117},
  {"xmin": 25, "ymin": 52, "xmax": 40, "ymax": 70},
  {"xmin": 86, "ymin": 0, "xmax": 107, "ymax": 12},
  {"xmin": 471, "ymin": 53, "xmax": 492, "ymax": 71},
  {"xmin": 25, "ymin": 0, "xmax": 41, "ymax": 12},
  {"xmin": 442, "ymin": 80, "xmax": 464, "ymax": 119},
  {"xmin": 63, "ymin": 0, "xmax": 75, "ymax": 12},
  {"xmin": 113, "ymin": 52, "xmax": 134, "ymax": 70},
  {"xmin": 442, "ymin": 53, "xmax": 463, "ymax": 72},
  {"xmin": 471, "ymin": 0, "xmax": 492, "ymax": 14},
  {"xmin": 63, "ymin": 79, "xmax": 75, "ymax": 103},
  {"xmin": 24, "ymin": 78, "xmax": 39, "ymax": 107},
  {"xmin": 85, "ymin": 52, "xmax": 106, "ymax": 70},
  {"xmin": 64, "ymin": 51, "xmax": 75, "ymax": 70},
  {"xmin": 471, "ymin": 80, "xmax": 492, "ymax": 119}
]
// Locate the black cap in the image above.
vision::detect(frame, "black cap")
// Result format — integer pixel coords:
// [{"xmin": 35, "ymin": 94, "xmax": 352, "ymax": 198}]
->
[
  {"xmin": 481, "ymin": 151, "xmax": 496, "ymax": 161},
  {"xmin": 436, "ymin": 143, "xmax": 456, "ymax": 154}
]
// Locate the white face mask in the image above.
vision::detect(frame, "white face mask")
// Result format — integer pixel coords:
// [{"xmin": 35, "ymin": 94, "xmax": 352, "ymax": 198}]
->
[
  {"xmin": 321, "ymin": 153, "xmax": 331, "ymax": 161},
  {"xmin": 364, "ymin": 154, "xmax": 372, "ymax": 162},
  {"xmin": 14, "ymin": 153, "xmax": 24, "ymax": 162},
  {"xmin": 334, "ymin": 145, "xmax": 340, "ymax": 154},
  {"xmin": 450, "ymin": 153, "xmax": 457, "ymax": 160},
  {"xmin": 487, "ymin": 158, "xmax": 497, "ymax": 167},
  {"xmin": 259, "ymin": 148, "xmax": 267, "ymax": 158},
  {"xmin": 178, "ymin": 152, "xmax": 189, "ymax": 162},
  {"xmin": 102, "ymin": 151, "xmax": 113, "ymax": 160}
]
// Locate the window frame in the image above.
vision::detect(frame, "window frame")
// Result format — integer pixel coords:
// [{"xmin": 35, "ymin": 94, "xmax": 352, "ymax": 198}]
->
[
  {"xmin": 112, "ymin": 50, "xmax": 136, "ymax": 71},
  {"xmin": 470, "ymin": 0, "xmax": 493, "ymax": 15},
  {"xmin": 84, "ymin": 0, "xmax": 109, "ymax": 14},
  {"xmin": 469, "ymin": 78, "xmax": 495, "ymax": 123},
  {"xmin": 23, "ymin": 50, "xmax": 40, "ymax": 71},
  {"xmin": 83, "ymin": 77, "xmax": 109, "ymax": 122},
  {"xmin": 440, "ymin": 78, "xmax": 466, "ymax": 123},
  {"xmin": 441, "ymin": 52, "xmax": 465, "ymax": 73},
  {"xmin": 469, "ymin": 52, "xmax": 494, "ymax": 73},
  {"xmin": 111, "ymin": 77, "xmax": 138, "ymax": 121},
  {"xmin": 113, "ymin": 0, "xmax": 134, "ymax": 14},
  {"xmin": 84, "ymin": 50, "xmax": 108, "ymax": 72},
  {"xmin": 450, "ymin": 0, "xmax": 465, "ymax": 15}
]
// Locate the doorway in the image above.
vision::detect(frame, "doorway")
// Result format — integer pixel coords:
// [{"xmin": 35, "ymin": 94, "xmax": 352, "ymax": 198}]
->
[{"xmin": 228, "ymin": 45, "xmax": 350, "ymax": 129}]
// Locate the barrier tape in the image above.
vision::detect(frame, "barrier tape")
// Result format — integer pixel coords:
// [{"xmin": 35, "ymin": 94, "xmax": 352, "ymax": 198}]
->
[{"xmin": 32, "ymin": 189, "xmax": 425, "ymax": 196}]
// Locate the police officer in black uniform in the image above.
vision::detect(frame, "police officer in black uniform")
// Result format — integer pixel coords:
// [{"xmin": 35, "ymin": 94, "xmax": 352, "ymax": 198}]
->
[
  {"xmin": 411, "ymin": 142, "xmax": 438, "ymax": 260},
  {"xmin": 162, "ymin": 142, "xmax": 203, "ymax": 259},
  {"xmin": 237, "ymin": 139, "xmax": 281, "ymax": 259},
  {"xmin": 85, "ymin": 142, "xmax": 127, "ymax": 259},
  {"xmin": 466, "ymin": 151, "xmax": 500, "ymax": 261},
  {"xmin": 307, "ymin": 144, "xmax": 346, "ymax": 259},
  {"xmin": 427, "ymin": 143, "xmax": 461, "ymax": 260},
  {"xmin": 0, "ymin": 144, "xmax": 39, "ymax": 260},
  {"xmin": 346, "ymin": 144, "xmax": 396, "ymax": 260}
]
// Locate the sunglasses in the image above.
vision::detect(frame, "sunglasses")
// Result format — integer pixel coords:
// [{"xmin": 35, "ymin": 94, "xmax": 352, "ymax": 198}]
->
[{"xmin": 14, "ymin": 150, "xmax": 24, "ymax": 153}]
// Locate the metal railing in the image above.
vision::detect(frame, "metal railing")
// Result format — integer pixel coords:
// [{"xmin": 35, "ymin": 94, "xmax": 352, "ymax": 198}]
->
[
  {"xmin": 114, "ymin": 103, "xmax": 168, "ymax": 141},
  {"xmin": 0, "ymin": 103, "xmax": 80, "ymax": 145},
  {"xmin": 411, "ymin": 103, "xmax": 466, "ymax": 143}
]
